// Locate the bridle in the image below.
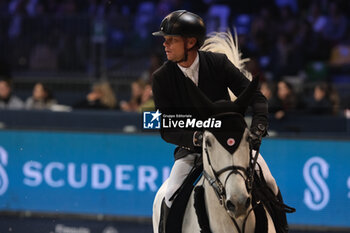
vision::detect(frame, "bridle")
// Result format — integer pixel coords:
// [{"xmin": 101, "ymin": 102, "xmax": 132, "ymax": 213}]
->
[{"xmin": 202, "ymin": 135, "xmax": 260, "ymax": 233}]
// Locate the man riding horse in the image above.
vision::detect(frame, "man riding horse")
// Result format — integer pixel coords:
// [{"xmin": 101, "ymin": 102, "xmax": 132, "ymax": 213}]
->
[{"xmin": 151, "ymin": 10, "xmax": 290, "ymax": 233}]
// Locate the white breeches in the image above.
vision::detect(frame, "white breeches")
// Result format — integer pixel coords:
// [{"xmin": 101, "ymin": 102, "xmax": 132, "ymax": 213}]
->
[
  {"xmin": 164, "ymin": 152, "xmax": 278, "ymax": 208},
  {"xmin": 164, "ymin": 153, "xmax": 200, "ymax": 207}
]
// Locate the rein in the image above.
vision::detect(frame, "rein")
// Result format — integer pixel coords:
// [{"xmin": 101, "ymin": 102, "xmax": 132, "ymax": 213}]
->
[{"xmin": 202, "ymin": 139, "xmax": 260, "ymax": 233}]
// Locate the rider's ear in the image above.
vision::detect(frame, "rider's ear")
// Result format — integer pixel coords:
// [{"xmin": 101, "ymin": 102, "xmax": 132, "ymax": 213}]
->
[{"xmin": 186, "ymin": 37, "xmax": 197, "ymax": 49}]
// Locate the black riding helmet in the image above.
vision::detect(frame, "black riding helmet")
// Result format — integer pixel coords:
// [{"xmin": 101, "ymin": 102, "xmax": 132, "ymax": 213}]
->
[{"xmin": 152, "ymin": 10, "xmax": 206, "ymax": 48}]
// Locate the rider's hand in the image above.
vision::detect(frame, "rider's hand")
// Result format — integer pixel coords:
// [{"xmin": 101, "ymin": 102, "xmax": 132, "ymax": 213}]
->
[
  {"xmin": 248, "ymin": 123, "xmax": 266, "ymax": 150},
  {"xmin": 193, "ymin": 131, "xmax": 204, "ymax": 147}
]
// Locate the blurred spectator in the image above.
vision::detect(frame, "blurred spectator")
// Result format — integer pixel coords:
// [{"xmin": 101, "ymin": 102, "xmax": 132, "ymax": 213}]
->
[
  {"xmin": 260, "ymin": 81, "xmax": 279, "ymax": 114},
  {"xmin": 329, "ymin": 42, "xmax": 350, "ymax": 72},
  {"xmin": 250, "ymin": 6, "xmax": 278, "ymax": 70},
  {"xmin": 120, "ymin": 79, "xmax": 146, "ymax": 112},
  {"xmin": 305, "ymin": 82, "xmax": 340, "ymax": 116},
  {"xmin": 206, "ymin": 3, "xmax": 231, "ymax": 33},
  {"xmin": 273, "ymin": 80, "xmax": 298, "ymax": 119},
  {"xmin": 25, "ymin": 82, "xmax": 57, "ymax": 110},
  {"xmin": 278, "ymin": 5, "xmax": 298, "ymax": 35},
  {"xmin": 275, "ymin": 0, "xmax": 298, "ymax": 13},
  {"xmin": 322, "ymin": 1, "xmax": 348, "ymax": 44},
  {"xmin": 328, "ymin": 84, "xmax": 340, "ymax": 115},
  {"xmin": 74, "ymin": 81, "xmax": 118, "ymax": 110},
  {"xmin": 140, "ymin": 52, "xmax": 163, "ymax": 83},
  {"xmin": 270, "ymin": 33, "xmax": 302, "ymax": 80},
  {"xmin": 8, "ymin": 0, "xmax": 27, "ymax": 39},
  {"xmin": 293, "ymin": 19, "xmax": 325, "ymax": 65},
  {"xmin": 134, "ymin": 2, "xmax": 156, "ymax": 39},
  {"xmin": 304, "ymin": 2, "xmax": 332, "ymax": 61},
  {"xmin": 138, "ymin": 82, "xmax": 154, "ymax": 112},
  {"xmin": 88, "ymin": 0, "xmax": 108, "ymax": 18},
  {"xmin": 0, "ymin": 78, "xmax": 24, "ymax": 109},
  {"xmin": 307, "ymin": 1, "xmax": 327, "ymax": 34},
  {"xmin": 155, "ymin": 0, "xmax": 193, "ymax": 19},
  {"xmin": 344, "ymin": 94, "xmax": 350, "ymax": 118},
  {"xmin": 305, "ymin": 82, "xmax": 333, "ymax": 115}
]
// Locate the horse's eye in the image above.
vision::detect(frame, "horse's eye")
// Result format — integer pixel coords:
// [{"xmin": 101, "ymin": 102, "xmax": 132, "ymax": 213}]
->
[{"xmin": 205, "ymin": 138, "xmax": 211, "ymax": 147}]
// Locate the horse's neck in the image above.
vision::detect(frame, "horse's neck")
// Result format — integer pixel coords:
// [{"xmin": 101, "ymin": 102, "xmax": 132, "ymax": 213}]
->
[{"xmin": 203, "ymin": 181, "xmax": 255, "ymax": 233}]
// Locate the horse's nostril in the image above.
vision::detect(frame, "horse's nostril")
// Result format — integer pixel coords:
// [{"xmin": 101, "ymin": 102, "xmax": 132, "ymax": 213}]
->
[
  {"xmin": 245, "ymin": 197, "xmax": 251, "ymax": 208},
  {"xmin": 206, "ymin": 139, "xmax": 211, "ymax": 147},
  {"xmin": 226, "ymin": 200, "xmax": 236, "ymax": 212}
]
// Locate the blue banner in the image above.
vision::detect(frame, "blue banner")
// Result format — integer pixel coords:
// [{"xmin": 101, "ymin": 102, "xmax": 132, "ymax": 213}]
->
[
  {"xmin": 0, "ymin": 130, "xmax": 349, "ymax": 228},
  {"xmin": 261, "ymin": 138, "xmax": 350, "ymax": 227},
  {"xmin": 0, "ymin": 130, "xmax": 174, "ymax": 217}
]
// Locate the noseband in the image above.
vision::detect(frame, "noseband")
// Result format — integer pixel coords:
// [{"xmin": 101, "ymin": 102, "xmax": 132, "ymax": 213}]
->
[{"xmin": 202, "ymin": 137, "xmax": 260, "ymax": 233}]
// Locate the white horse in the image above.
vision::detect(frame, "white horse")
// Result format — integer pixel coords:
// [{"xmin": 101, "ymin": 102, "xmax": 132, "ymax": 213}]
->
[{"xmin": 152, "ymin": 110, "xmax": 277, "ymax": 233}]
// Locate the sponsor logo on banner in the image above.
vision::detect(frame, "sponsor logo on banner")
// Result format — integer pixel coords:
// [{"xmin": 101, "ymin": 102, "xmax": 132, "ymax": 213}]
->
[
  {"xmin": 303, "ymin": 156, "xmax": 330, "ymax": 210},
  {"xmin": 22, "ymin": 161, "xmax": 170, "ymax": 191},
  {"xmin": 0, "ymin": 146, "xmax": 9, "ymax": 196}
]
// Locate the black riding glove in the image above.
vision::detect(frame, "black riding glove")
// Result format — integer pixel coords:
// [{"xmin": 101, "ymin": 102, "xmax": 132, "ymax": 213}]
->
[
  {"xmin": 248, "ymin": 123, "xmax": 267, "ymax": 150},
  {"xmin": 193, "ymin": 131, "xmax": 204, "ymax": 147}
]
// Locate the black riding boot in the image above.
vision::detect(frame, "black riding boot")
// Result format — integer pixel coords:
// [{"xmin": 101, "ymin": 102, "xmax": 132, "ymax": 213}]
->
[{"xmin": 158, "ymin": 198, "xmax": 170, "ymax": 233}]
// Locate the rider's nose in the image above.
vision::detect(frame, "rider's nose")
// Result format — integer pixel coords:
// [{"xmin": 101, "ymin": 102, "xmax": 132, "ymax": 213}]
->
[{"xmin": 163, "ymin": 40, "xmax": 169, "ymax": 47}]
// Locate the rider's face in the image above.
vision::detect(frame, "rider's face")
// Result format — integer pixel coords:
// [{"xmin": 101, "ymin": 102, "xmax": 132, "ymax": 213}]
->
[{"xmin": 163, "ymin": 36, "xmax": 185, "ymax": 62}]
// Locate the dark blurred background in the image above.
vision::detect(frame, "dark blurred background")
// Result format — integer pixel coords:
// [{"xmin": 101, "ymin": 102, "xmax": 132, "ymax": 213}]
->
[{"xmin": 0, "ymin": 0, "xmax": 349, "ymax": 129}]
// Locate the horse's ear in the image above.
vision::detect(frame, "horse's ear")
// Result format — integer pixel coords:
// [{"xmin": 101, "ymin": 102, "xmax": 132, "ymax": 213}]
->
[
  {"xmin": 234, "ymin": 76, "xmax": 259, "ymax": 108},
  {"xmin": 212, "ymin": 77, "xmax": 259, "ymax": 116}
]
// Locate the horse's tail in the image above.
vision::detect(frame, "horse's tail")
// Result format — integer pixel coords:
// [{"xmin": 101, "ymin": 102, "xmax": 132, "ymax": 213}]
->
[{"xmin": 200, "ymin": 30, "xmax": 252, "ymax": 101}]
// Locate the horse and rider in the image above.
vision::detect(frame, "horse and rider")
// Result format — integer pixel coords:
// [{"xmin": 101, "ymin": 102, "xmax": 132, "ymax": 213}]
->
[{"xmin": 151, "ymin": 10, "xmax": 295, "ymax": 233}]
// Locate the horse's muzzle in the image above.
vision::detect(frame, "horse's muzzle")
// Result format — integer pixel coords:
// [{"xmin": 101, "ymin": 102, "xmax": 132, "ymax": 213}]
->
[{"xmin": 226, "ymin": 197, "xmax": 251, "ymax": 218}]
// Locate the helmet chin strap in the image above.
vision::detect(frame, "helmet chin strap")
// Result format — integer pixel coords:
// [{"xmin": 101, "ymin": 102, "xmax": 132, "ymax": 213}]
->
[{"xmin": 175, "ymin": 51, "xmax": 188, "ymax": 63}]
